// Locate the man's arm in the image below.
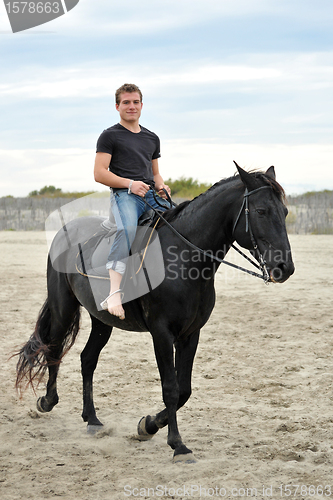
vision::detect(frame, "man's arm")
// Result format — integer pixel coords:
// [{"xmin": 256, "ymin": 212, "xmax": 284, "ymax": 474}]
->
[
  {"xmin": 152, "ymin": 158, "xmax": 171, "ymax": 197},
  {"xmin": 94, "ymin": 152, "xmax": 130, "ymax": 188},
  {"xmin": 94, "ymin": 152, "xmax": 150, "ymax": 196}
]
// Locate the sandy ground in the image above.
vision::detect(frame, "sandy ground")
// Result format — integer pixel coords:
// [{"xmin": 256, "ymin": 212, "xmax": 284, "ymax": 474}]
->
[{"xmin": 0, "ymin": 231, "xmax": 333, "ymax": 500}]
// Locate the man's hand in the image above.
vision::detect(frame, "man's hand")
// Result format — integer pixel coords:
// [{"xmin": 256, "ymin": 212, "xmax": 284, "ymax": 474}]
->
[
  {"xmin": 130, "ymin": 180, "xmax": 150, "ymax": 197},
  {"xmin": 156, "ymin": 184, "xmax": 171, "ymax": 199},
  {"xmin": 154, "ymin": 174, "xmax": 171, "ymax": 199}
]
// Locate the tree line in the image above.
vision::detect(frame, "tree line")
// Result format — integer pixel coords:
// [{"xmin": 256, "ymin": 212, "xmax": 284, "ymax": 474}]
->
[{"xmin": 26, "ymin": 178, "xmax": 212, "ymax": 200}]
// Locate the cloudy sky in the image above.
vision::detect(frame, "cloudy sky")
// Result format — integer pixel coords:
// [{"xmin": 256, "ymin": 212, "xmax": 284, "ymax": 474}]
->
[{"xmin": 1, "ymin": 0, "xmax": 333, "ymax": 197}]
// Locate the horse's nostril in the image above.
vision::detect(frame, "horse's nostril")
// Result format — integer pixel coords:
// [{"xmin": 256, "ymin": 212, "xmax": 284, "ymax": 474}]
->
[
  {"xmin": 279, "ymin": 262, "xmax": 288, "ymax": 273},
  {"xmin": 271, "ymin": 261, "xmax": 294, "ymax": 282}
]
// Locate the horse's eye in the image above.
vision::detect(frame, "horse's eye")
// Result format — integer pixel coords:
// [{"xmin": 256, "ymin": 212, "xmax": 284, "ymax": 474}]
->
[{"xmin": 256, "ymin": 208, "xmax": 266, "ymax": 216}]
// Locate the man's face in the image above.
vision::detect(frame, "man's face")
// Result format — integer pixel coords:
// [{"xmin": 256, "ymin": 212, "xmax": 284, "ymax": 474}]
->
[{"xmin": 116, "ymin": 92, "xmax": 143, "ymax": 123}]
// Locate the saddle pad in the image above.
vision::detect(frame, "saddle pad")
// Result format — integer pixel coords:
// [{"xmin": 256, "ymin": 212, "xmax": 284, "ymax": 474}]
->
[
  {"xmin": 86, "ymin": 225, "xmax": 165, "ymax": 308},
  {"xmin": 49, "ymin": 215, "xmax": 165, "ymax": 308}
]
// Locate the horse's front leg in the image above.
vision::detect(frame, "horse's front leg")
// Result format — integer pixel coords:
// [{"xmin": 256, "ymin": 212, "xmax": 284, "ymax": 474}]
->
[
  {"xmin": 139, "ymin": 330, "xmax": 200, "ymax": 436},
  {"xmin": 141, "ymin": 330, "xmax": 196, "ymax": 462},
  {"xmin": 81, "ymin": 316, "xmax": 112, "ymax": 432}
]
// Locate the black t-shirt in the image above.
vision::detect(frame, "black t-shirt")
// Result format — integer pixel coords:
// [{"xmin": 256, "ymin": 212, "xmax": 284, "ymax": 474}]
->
[{"xmin": 96, "ymin": 123, "xmax": 160, "ymax": 185}]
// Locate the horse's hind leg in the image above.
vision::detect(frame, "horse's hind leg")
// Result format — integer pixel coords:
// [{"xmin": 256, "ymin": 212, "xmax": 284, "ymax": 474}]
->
[
  {"xmin": 37, "ymin": 294, "xmax": 81, "ymax": 413},
  {"xmin": 81, "ymin": 315, "xmax": 112, "ymax": 431},
  {"xmin": 37, "ymin": 357, "xmax": 61, "ymax": 412}
]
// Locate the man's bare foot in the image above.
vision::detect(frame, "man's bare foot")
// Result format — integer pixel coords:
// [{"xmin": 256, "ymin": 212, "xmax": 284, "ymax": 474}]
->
[
  {"xmin": 107, "ymin": 291, "xmax": 125, "ymax": 319},
  {"xmin": 101, "ymin": 290, "xmax": 125, "ymax": 319}
]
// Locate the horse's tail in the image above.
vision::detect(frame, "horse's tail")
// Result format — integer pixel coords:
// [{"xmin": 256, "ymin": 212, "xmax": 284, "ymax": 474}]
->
[{"xmin": 15, "ymin": 297, "xmax": 81, "ymax": 395}]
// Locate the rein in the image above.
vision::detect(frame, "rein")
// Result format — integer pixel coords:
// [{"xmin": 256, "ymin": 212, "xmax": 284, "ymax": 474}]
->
[{"xmin": 144, "ymin": 185, "xmax": 273, "ymax": 283}]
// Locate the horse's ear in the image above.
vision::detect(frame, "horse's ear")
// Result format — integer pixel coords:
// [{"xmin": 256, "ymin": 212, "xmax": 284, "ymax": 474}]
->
[
  {"xmin": 265, "ymin": 166, "xmax": 276, "ymax": 180},
  {"xmin": 233, "ymin": 161, "xmax": 258, "ymax": 191}
]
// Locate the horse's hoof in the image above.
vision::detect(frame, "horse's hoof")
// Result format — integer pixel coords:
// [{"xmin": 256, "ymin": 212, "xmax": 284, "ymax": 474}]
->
[
  {"xmin": 87, "ymin": 424, "xmax": 103, "ymax": 435},
  {"xmin": 36, "ymin": 397, "xmax": 45, "ymax": 412},
  {"xmin": 173, "ymin": 445, "xmax": 197, "ymax": 464},
  {"xmin": 36, "ymin": 397, "xmax": 49, "ymax": 413},
  {"xmin": 137, "ymin": 416, "xmax": 154, "ymax": 441}
]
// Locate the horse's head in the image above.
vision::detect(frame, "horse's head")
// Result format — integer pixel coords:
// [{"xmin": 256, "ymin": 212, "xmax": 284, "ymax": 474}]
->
[{"xmin": 232, "ymin": 163, "xmax": 294, "ymax": 283}]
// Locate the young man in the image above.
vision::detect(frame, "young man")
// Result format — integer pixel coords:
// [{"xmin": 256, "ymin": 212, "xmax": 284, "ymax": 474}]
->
[{"xmin": 94, "ymin": 83, "xmax": 170, "ymax": 320}]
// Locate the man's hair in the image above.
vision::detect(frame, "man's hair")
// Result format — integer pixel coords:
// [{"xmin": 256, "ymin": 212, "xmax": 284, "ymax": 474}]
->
[{"xmin": 115, "ymin": 83, "xmax": 143, "ymax": 105}]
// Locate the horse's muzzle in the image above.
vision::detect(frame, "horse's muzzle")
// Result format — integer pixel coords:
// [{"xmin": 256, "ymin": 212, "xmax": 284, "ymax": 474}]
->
[{"xmin": 269, "ymin": 261, "xmax": 295, "ymax": 283}]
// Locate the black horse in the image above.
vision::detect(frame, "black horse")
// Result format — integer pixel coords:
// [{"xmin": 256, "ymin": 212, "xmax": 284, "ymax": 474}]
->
[{"xmin": 16, "ymin": 165, "xmax": 294, "ymax": 462}]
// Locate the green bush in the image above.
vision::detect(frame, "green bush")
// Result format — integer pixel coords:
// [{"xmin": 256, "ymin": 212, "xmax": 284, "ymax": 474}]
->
[
  {"xmin": 28, "ymin": 179, "xmax": 211, "ymax": 200},
  {"xmin": 28, "ymin": 185, "xmax": 95, "ymax": 199},
  {"xmin": 165, "ymin": 177, "xmax": 211, "ymax": 199}
]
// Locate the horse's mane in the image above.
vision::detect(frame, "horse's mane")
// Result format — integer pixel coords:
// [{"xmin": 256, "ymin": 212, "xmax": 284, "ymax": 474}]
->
[{"xmin": 161, "ymin": 170, "xmax": 286, "ymax": 224}]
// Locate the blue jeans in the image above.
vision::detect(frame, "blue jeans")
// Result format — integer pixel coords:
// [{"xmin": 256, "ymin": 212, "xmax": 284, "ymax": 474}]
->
[{"xmin": 106, "ymin": 188, "xmax": 169, "ymax": 273}]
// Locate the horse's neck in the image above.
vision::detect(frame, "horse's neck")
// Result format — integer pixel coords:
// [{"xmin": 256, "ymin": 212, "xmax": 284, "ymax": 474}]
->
[{"xmin": 173, "ymin": 181, "xmax": 241, "ymax": 253}]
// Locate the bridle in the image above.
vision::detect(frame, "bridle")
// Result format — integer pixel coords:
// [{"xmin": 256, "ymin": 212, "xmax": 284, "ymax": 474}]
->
[
  {"xmin": 144, "ymin": 185, "xmax": 273, "ymax": 283},
  {"xmin": 231, "ymin": 185, "xmax": 272, "ymax": 283}
]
